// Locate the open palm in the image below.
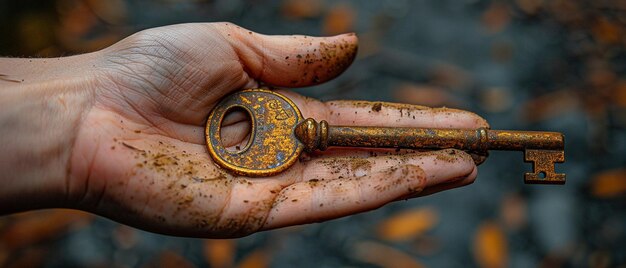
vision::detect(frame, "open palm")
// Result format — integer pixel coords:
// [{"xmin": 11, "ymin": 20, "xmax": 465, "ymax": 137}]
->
[{"xmin": 66, "ymin": 23, "xmax": 487, "ymax": 238}]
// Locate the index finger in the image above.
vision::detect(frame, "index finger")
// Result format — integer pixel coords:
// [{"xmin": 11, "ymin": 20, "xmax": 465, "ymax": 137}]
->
[{"xmin": 278, "ymin": 89, "xmax": 489, "ymax": 132}]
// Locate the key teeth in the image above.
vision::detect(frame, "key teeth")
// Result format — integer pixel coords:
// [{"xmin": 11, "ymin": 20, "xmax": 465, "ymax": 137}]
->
[{"xmin": 523, "ymin": 149, "xmax": 566, "ymax": 185}]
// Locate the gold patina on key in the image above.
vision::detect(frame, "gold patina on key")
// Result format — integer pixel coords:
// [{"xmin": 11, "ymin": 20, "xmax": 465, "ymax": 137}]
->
[{"xmin": 205, "ymin": 89, "xmax": 565, "ymax": 184}]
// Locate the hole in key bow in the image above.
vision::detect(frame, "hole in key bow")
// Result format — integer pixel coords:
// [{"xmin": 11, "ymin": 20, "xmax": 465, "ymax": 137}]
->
[{"xmin": 219, "ymin": 106, "xmax": 252, "ymax": 153}]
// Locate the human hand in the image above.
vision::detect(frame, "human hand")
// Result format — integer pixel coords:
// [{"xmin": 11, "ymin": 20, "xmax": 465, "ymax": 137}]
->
[{"xmin": 0, "ymin": 23, "xmax": 488, "ymax": 238}]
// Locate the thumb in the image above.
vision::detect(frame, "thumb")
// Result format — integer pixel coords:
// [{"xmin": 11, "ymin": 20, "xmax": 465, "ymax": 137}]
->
[{"xmin": 214, "ymin": 23, "xmax": 358, "ymax": 87}]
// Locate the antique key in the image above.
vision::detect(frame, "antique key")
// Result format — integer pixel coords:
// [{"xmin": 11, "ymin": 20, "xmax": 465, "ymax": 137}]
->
[{"xmin": 206, "ymin": 89, "xmax": 565, "ymax": 184}]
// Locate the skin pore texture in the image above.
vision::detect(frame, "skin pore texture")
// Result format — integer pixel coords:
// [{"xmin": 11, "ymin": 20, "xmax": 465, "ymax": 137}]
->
[{"xmin": 0, "ymin": 22, "xmax": 488, "ymax": 238}]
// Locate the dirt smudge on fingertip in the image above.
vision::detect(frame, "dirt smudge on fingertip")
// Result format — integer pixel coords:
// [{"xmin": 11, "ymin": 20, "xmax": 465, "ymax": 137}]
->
[{"xmin": 372, "ymin": 102, "xmax": 382, "ymax": 112}]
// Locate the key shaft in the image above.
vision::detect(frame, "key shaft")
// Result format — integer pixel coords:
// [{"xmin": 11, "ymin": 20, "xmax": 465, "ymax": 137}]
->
[{"xmin": 295, "ymin": 118, "xmax": 564, "ymax": 152}]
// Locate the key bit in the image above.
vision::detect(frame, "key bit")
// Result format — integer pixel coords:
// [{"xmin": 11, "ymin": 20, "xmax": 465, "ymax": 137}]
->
[
  {"xmin": 524, "ymin": 149, "xmax": 565, "ymax": 184},
  {"xmin": 206, "ymin": 89, "xmax": 565, "ymax": 184}
]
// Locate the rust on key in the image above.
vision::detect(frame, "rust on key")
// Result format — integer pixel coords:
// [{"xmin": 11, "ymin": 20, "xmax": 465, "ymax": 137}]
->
[
  {"xmin": 205, "ymin": 89, "xmax": 305, "ymax": 177},
  {"xmin": 295, "ymin": 118, "xmax": 565, "ymax": 184},
  {"xmin": 206, "ymin": 89, "xmax": 566, "ymax": 184},
  {"xmin": 524, "ymin": 149, "xmax": 565, "ymax": 184},
  {"xmin": 295, "ymin": 119, "xmax": 564, "ymax": 152}
]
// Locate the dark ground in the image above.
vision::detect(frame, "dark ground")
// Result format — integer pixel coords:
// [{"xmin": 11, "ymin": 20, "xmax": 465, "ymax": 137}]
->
[{"xmin": 1, "ymin": 0, "xmax": 625, "ymax": 267}]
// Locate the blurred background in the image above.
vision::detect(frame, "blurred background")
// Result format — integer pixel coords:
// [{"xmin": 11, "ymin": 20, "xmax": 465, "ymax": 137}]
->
[{"xmin": 1, "ymin": 0, "xmax": 626, "ymax": 267}]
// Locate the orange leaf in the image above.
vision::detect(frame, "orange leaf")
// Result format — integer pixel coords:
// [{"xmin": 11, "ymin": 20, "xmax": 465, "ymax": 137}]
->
[
  {"xmin": 281, "ymin": 0, "xmax": 324, "ymax": 19},
  {"xmin": 515, "ymin": 0, "xmax": 543, "ymax": 15},
  {"xmin": 430, "ymin": 64, "xmax": 472, "ymax": 90},
  {"xmin": 236, "ymin": 250, "xmax": 269, "ymax": 268},
  {"xmin": 612, "ymin": 81, "xmax": 626, "ymax": 108},
  {"xmin": 57, "ymin": 0, "xmax": 98, "ymax": 36},
  {"xmin": 85, "ymin": 0, "xmax": 128, "ymax": 25},
  {"xmin": 3, "ymin": 246, "xmax": 48, "ymax": 268},
  {"xmin": 113, "ymin": 225, "xmax": 138, "ymax": 249},
  {"xmin": 481, "ymin": 2, "xmax": 511, "ymax": 34},
  {"xmin": 499, "ymin": 193, "xmax": 527, "ymax": 231},
  {"xmin": 393, "ymin": 84, "xmax": 460, "ymax": 108},
  {"xmin": 591, "ymin": 168, "xmax": 626, "ymax": 198},
  {"xmin": 203, "ymin": 239, "xmax": 236, "ymax": 268},
  {"xmin": 473, "ymin": 221, "xmax": 508, "ymax": 268},
  {"xmin": 480, "ymin": 87, "xmax": 513, "ymax": 113},
  {"xmin": 521, "ymin": 90, "xmax": 579, "ymax": 123},
  {"xmin": 153, "ymin": 251, "xmax": 196, "ymax": 268},
  {"xmin": 490, "ymin": 41, "xmax": 514, "ymax": 63},
  {"xmin": 0, "ymin": 246, "xmax": 8, "ymax": 267},
  {"xmin": 353, "ymin": 241, "xmax": 424, "ymax": 268},
  {"xmin": 322, "ymin": 3, "xmax": 356, "ymax": 35},
  {"xmin": 412, "ymin": 235, "xmax": 442, "ymax": 256},
  {"xmin": 0, "ymin": 209, "xmax": 92, "ymax": 250},
  {"xmin": 592, "ymin": 18, "xmax": 623, "ymax": 44},
  {"xmin": 377, "ymin": 207, "xmax": 438, "ymax": 241}
]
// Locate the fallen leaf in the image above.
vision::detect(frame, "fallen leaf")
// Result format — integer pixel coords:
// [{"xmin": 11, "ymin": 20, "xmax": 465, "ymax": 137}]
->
[
  {"xmin": 113, "ymin": 225, "xmax": 138, "ymax": 249},
  {"xmin": 203, "ymin": 239, "xmax": 236, "ymax": 268},
  {"xmin": 393, "ymin": 83, "xmax": 460, "ymax": 108},
  {"xmin": 150, "ymin": 251, "xmax": 196, "ymax": 268},
  {"xmin": 590, "ymin": 168, "xmax": 626, "ymax": 198},
  {"xmin": 473, "ymin": 221, "xmax": 508, "ymax": 268},
  {"xmin": 490, "ymin": 41, "xmax": 514, "ymax": 63},
  {"xmin": 412, "ymin": 235, "xmax": 441, "ymax": 256},
  {"xmin": 17, "ymin": 13, "xmax": 56, "ymax": 53},
  {"xmin": 56, "ymin": 0, "xmax": 123, "ymax": 53},
  {"xmin": 613, "ymin": 81, "xmax": 626, "ymax": 108},
  {"xmin": 357, "ymin": 31, "xmax": 382, "ymax": 58},
  {"xmin": 0, "ymin": 209, "xmax": 92, "ymax": 250},
  {"xmin": 322, "ymin": 3, "xmax": 356, "ymax": 35},
  {"xmin": 85, "ymin": 0, "xmax": 127, "ymax": 25},
  {"xmin": 587, "ymin": 250, "xmax": 612, "ymax": 268},
  {"xmin": 353, "ymin": 241, "xmax": 424, "ymax": 268},
  {"xmin": 499, "ymin": 193, "xmax": 527, "ymax": 231},
  {"xmin": 3, "ymin": 246, "xmax": 48, "ymax": 268},
  {"xmin": 586, "ymin": 59, "xmax": 617, "ymax": 89},
  {"xmin": 481, "ymin": 2, "xmax": 511, "ymax": 34},
  {"xmin": 377, "ymin": 207, "xmax": 439, "ymax": 242},
  {"xmin": 539, "ymin": 253, "xmax": 567, "ymax": 268},
  {"xmin": 0, "ymin": 246, "xmax": 8, "ymax": 267},
  {"xmin": 521, "ymin": 90, "xmax": 579, "ymax": 123},
  {"xmin": 236, "ymin": 250, "xmax": 269, "ymax": 268},
  {"xmin": 57, "ymin": 0, "xmax": 98, "ymax": 36},
  {"xmin": 515, "ymin": 0, "xmax": 544, "ymax": 15},
  {"xmin": 480, "ymin": 87, "xmax": 513, "ymax": 113},
  {"xmin": 547, "ymin": 0, "xmax": 583, "ymax": 24},
  {"xmin": 430, "ymin": 63, "xmax": 472, "ymax": 90},
  {"xmin": 281, "ymin": 0, "xmax": 324, "ymax": 19},
  {"xmin": 592, "ymin": 17, "xmax": 623, "ymax": 44}
]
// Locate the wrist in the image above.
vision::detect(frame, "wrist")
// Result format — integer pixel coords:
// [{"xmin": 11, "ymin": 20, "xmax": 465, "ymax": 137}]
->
[{"xmin": 0, "ymin": 54, "xmax": 98, "ymax": 213}]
